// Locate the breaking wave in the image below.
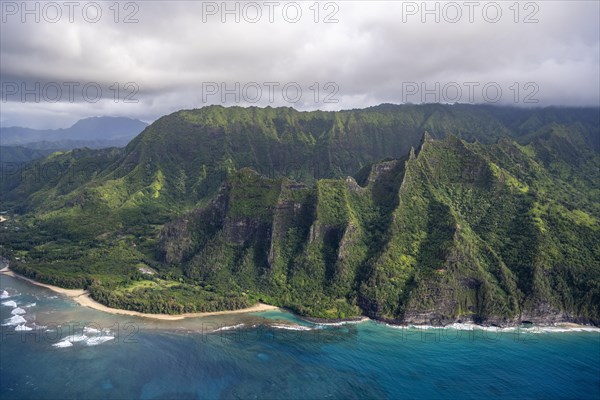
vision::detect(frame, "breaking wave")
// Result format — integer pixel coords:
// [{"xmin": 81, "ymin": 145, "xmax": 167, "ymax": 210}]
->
[
  {"xmin": 271, "ymin": 324, "xmax": 313, "ymax": 331},
  {"xmin": 15, "ymin": 324, "xmax": 32, "ymax": 331},
  {"xmin": 3, "ymin": 315, "xmax": 27, "ymax": 326},
  {"xmin": 11, "ymin": 307, "xmax": 26, "ymax": 315},
  {"xmin": 383, "ymin": 322, "xmax": 600, "ymax": 333}
]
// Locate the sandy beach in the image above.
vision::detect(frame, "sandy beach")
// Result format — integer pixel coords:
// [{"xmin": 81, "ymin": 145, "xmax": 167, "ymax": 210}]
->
[
  {"xmin": 2, "ymin": 265, "xmax": 597, "ymax": 330},
  {"xmin": 0, "ymin": 266, "xmax": 279, "ymax": 320}
]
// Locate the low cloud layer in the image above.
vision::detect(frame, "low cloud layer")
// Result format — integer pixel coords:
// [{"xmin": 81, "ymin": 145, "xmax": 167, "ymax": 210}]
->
[{"xmin": 1, "ymin": 0, "xmax": 598, "ymax": 128}]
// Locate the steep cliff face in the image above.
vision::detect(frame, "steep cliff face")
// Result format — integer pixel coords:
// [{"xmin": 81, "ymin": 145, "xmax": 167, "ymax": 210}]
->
[
  {"xmin": 157, "ymin": 133, "xmax": 599, "ymax": 324},
  {"xmin": 360, "ymin": 134, "xmax": 599, "ymax": 325},
  {"xmin": 159, "ymin": 188, "xmax": 229, "ymax": 265}
]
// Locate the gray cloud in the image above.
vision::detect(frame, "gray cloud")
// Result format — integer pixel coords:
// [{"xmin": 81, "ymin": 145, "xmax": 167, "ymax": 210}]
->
[{"xmin": 0, "ymin": 0, "xmax": 598, "ymax": 128}]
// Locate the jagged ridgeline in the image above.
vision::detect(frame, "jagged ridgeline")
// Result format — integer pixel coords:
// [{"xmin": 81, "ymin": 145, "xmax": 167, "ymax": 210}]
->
[{"xmin": 1, "ymin": 104, "xmax": 598, "ymax": 324}]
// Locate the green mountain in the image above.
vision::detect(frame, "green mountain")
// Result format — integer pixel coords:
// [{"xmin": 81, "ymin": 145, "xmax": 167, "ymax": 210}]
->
[
  {"xmin": 0, "ymin": 146, "xmax": 57, "ymax": 164},
  {"xmin": 1, "ymin": 104, "xmax": 598, "ymax": 325}
]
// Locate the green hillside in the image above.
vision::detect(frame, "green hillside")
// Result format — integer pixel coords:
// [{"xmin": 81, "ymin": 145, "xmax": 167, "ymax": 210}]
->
[{"xmin": 1, "ymin": 104, "xmax": 598, "ymax": 324}]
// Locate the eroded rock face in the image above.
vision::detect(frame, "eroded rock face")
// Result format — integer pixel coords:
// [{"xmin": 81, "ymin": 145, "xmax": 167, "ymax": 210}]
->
[
  {"xmin": 519, "ymin": 302, "xmax": 572, "ymax": 325},
  {"xmin": 156, "ymin": 132, "xmax": 599, "ymax": 325},
  {"xmin": 268, "ymin": 191, "xmax": 311, "ymax": 266},
  {"xmin": 159, "ymin": 190, "xmax": 229, "ymax": 264},
  {"xmin": 367, "ymin": 160, "xmax": 402, "ymax": 186},
  {"xmin": 159, "ymin": 217, "xmax": 192, "ymax": 264},
  {"xmin": 223, "ymin": 216, "xmax": 270, "ymax": 246}
]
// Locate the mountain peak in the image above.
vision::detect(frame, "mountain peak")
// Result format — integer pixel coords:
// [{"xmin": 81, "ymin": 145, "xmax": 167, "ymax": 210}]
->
[
  {"xmin": 409, "ymin": 146, "xmax": 417, "ymax": 160},
  {"xmin": 415, "ymin": 131, "xmax": 434, "ymax": 156},
  {"xmin": 1, "ymin": 116, "xmax": 148, "ymax": 149}
]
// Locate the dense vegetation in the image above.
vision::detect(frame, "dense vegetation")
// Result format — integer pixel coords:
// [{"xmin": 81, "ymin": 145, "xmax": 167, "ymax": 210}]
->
[
  {"xmin": 0, "ymin": 146, "xmax": 56, "ymax": 164},
  {"xmin": 1, "ymin": 104, "xmax": 598, "ymax": 325}
]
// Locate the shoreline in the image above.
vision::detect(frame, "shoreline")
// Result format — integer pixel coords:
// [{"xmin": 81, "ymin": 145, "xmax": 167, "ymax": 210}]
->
[
  {"xmin": 1, "ymin": 265, "xmax": 598, "ymax": 330},
  {"xmin": 0, "ymin": 266, "xmax": 279, "ymax": 320}
]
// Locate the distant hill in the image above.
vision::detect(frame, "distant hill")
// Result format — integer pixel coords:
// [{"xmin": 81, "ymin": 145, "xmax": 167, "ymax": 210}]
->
[
  {"xmin": 0, "ymin": 116, "xmax": 148, "ymax": 150},
  {"xmin": 0, "ymin": 146, "xmax": 57, "ymax": 164}
]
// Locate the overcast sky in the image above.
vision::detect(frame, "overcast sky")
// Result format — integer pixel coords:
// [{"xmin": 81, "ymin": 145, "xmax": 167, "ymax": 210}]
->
[{"xmin": 1, "ymin": 0, "xmax": 598, "ymax": 128}]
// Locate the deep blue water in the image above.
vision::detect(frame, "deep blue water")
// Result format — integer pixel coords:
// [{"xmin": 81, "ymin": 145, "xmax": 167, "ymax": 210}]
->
[{"xmin": 1, "ymin": 274, "xmax": 599, "ymax": 399}]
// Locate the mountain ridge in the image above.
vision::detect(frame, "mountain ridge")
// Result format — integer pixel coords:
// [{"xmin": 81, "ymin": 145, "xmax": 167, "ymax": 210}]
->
[{"xmin": 1, "ymin": 104, "xmax": 598, "ymax": 325}]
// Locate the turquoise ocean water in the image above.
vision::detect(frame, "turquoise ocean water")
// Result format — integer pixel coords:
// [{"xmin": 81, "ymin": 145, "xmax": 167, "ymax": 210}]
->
[{"xmin": 1, "ymin": 274, "xmax": 599, "ymax": 399}]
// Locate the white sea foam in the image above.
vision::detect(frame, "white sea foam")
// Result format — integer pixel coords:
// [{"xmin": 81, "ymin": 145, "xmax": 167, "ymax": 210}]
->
[
  {"xmin": 64, "ymin": 334, "xmax": 88, "ymax": 343},
  {"xmin": 0, "ymin": 290, "xmax": 9, "ymax": 299},
  {"xmin": 53, "ymin": 340, "xmax": 73, "ymax": 348},
  {"xmin": 10, "ymin": 307, "xmax": 26, "ymax": 315},
  {"xmin": 271, "ymin": 324, "xmax": 313, "ymax": 331},
  {"xmin": 85, "ymin": 336, "xmax": 115, "ymax": 346},
  {"xmin": 2, "ymin": 315, "xmax": 26, "ymax": 326},
  {"xmin": 442, "ymin": 323, "xmax": 511, "ymax": 332},
  {"xmin": 382, "ymin": 323, "xmax": 406, "ymax": 330},
  {"xmin": 442, "ymin": 323, "xmax": 600, "ymax": 334},
  {"xmin": 383, "ymin": 322, "xmax": 600, "ymax": 334},
  {"xmin": 52, "ymin": 333, "xmax": 114, "ymax": 347},
  {"xmin": 397, "ymin": 323, "xmax": 520, "ymax": 333},
  {"xmin": 83, "ymin": 326, "xmax": 100, "ymax": 334},
  {"xmin": 384, "ymin": 323, "xmax": 477, "ymax": 331},
  {"xmin": 25, "ymin": 303, "xmax": 36, "ymax": 308},
  {"xmin": 445, "ymin": 323, "xmax": 475, "ymax": 331},
  {"xmin": 15, "ymin": 324, "xmax": 32, "ymax": 331},
  {"xmin": 524, "ymin": 326, "xmax": 600, "ymax": 334},
  {"xmin": 315, "ymin": 318, "xmax": 370, "ymax": 327},
  {"xmin": 2, "ymin": 300, "xmax": 17, "ymax": 307},
  {"xmin": 384, "ymin": 324, "xmax": 441, "ymax": 330},
  {"xmin": 214, "ymin": 323, "xmax": 245, "ymax": 332}
]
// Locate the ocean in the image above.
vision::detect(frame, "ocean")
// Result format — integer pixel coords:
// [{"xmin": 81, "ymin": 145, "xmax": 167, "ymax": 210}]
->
[{"xmin": 1, "ymin": 274, "xmax": 599, "ymax": 399}]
